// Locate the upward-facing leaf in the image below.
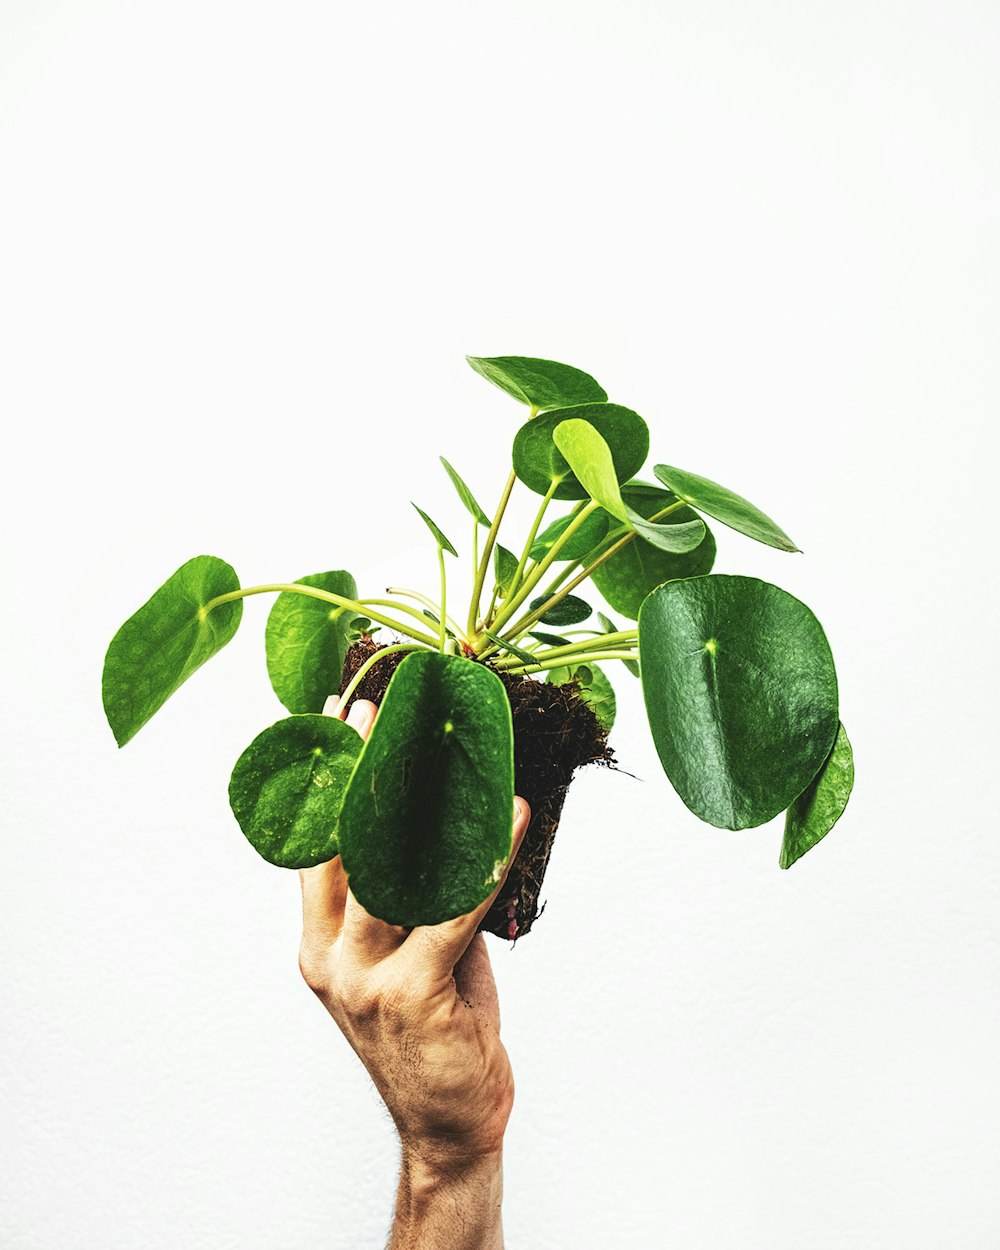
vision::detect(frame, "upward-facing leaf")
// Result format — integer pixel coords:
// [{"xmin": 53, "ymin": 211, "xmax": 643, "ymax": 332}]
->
[
  {"xmin": 552, "ymin": 421, "xmax": 705, "ymax": 553},
  {"xmin": 513, "ymin": 404, "xmax": 648, "ymax": 499},
  {"xmin": 639, "ymin": 575, "xmax": 839, "ymax": 830},
  {"xmin": 265, "ymin": 570, "xmax": 358, "ymax": 714},
  {"xmin": 412, "ymin": 503, "xmax": 458, "ymax": 556},
  {"xmin": 653, "ymin": 464, "xmax": 799, "ymax": 553},
  {"xmin": 103, "ymin": 555, "xmax": 242, "ymax": 747},
  {"xmin": 466, "ymin": 355, "xmax": 607, "ymax": 410},
  {"xmin": 338, "ymin": 652, "xmax": 515, "ymax": 927},
  {"xmin": 440, "ymin": 458, "xmax": 490, "ymax": 526}
]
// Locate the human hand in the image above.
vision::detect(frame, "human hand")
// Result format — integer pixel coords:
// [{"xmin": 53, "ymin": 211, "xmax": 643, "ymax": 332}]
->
[{"xmin": 297, "ymin": 696, "xmax": 530, "ymax": 1248}]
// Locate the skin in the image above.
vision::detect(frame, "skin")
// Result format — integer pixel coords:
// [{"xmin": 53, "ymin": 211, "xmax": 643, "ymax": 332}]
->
[{"xmin": 298, "ymin": 697, "xmax": 530, "ymax": 1250}]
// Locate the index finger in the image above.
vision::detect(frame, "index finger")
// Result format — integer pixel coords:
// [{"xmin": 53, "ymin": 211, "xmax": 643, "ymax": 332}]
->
[{"xmin": 400, "ymin": 795, "xmax": 531, "ymax": 980}]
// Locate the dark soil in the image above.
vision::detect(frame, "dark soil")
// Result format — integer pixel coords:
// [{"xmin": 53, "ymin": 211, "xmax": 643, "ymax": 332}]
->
[{"xmin": 340, "ymin": 638, "xmax": 614, "ymax": 940}]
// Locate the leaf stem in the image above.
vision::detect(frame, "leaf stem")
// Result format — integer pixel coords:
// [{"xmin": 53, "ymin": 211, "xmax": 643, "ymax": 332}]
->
[
  {"xmin": 501, "ymin": 649, "xmax": 640, "ymax": 677},
  {"xmin": 385, "ymin": 587, "xmax": 467, "ymax": 644},
  {"xmin": 508, "ymin": 479, "xmax": 559, "ymax": 600},
  {"xmin": 437, "ymin": 545, "xmax": 447, "ymax": 653},
  {"xmin": 203, "ymin": 584, "xmax": 439, "ymax": 647},
  {"xmin": 490, "ymin": 631, "xmax": 637, "ymax": 670},
  {"xmin": 482, "ymin": 499, "xmax": 602, "ymax": 644},
  {"xmin": 337, "ymin": 643, "xmax": 425, "ymax": 709},
  {"xmin": 467, "ymin": 469, "xmax": 519, "ymax": 636}
]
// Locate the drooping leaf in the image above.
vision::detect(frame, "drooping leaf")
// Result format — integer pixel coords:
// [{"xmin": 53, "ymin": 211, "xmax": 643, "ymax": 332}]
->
[
  {"xmin": 547, "ymin": 660, "xmax": 617, "ymax": 732},
  {"xmin": 780, "ymin": 723, "xmax": 854, "ymax": 868},
  {"xmin": 639, "ymin": 575, "xmax": 839, "ymax": 830},
  {"xmin": 529, "ymin": 508, "xmax": 610, "ymax": 561},
  {"xmin": 265, "ymin": 570, "xmax": 358, "ymax": 714},
  {"xmin": 597, "ymin": 611, "xmax": 640, "ymax": 678},
  {"xmin": 228, "ymin": 714, "xmax": 362, "ymax": 869},
  {"xmin": 466, "ymin": 355, "xmax": 607, "ymax": 410},
  {"xmin": 338, "ymin": 652, "xmax": 515, "ymax": 926},
  {"xmin": 529, "ymin": 593, "xmax": 593, "ymax": 625},
  {"xmin": 482, "ymin": 630, "xmax": 536, "ymax": 664},
  {"xmin": 440, "ymin": 457, "xmax": 490, "ymax": 526},
  {"xmin": 591, "ymin": 484, "xmax": 717, "ymax": 619},
  {"xmin": 513, "ymin": 404, "xmax": 649, "ymax": 499},
  {"xmin": 493, "ymin": 543, "xmax": 519, "ymax": 596},
  {"xmin": 653, "ymin": 464, "xmax": 799, "ymax": 553},
  {"xmin": 412, "ymin": 503, "xmax": 458, "ymax": 556},
  {"xmin": 103, "ymin": 555, "xmax": 243, "ymax": 747},
  {"xmin": 552, "ymin": 421, "xmax": 705, "ymax": 553}
]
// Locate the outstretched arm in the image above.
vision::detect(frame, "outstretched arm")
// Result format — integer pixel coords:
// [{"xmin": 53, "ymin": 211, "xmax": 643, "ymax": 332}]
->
[{"xmin": 298, "ymin": 697, "xmax": 530, "ymax": 1250}]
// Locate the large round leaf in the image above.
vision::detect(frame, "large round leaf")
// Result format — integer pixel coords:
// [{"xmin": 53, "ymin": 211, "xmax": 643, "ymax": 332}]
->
[
  {"xmin": 653, "ymin": 464, "xmax": 799, "ymax": 553},
  {"xmin": 229, "ymin": 714, "xmax": 363, "ymax": 868},
  {"xmin": 591, "ymin": 485, "xmax": 717, "ymax": 619},
  {"xmin": 338, "ymin": 652, "xmax": 515, "ymax": 927},
  {"xmin": 639, "ymin": 576, "xmax": 839, "ymax": 829},
  {"xmin": 466, "ymin": 355, "xmax": 607, "ymax": 410},
  {"xmin": 265, "ymin": 570, "xmax": 359, "ymax": 714},
  {"xmin": 513, "ymin": 404, "xmax": 649, "ymax": 499},
  {"xmin": 103, "ymin": 555, "xmax": 242, "ymax": 746},
  {"xmin": 780, "ymin": 722, "xmax": 854, "ymax": 868}
]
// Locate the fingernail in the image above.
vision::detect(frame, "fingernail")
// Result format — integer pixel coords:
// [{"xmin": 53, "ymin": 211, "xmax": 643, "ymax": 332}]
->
[
  {"xmin": 324, "ymin": 695, "xmax": 344, "ymax": 718},
  {"xmin": 347, "ymin": 700, "xmax": 375, "ymax": 734}
]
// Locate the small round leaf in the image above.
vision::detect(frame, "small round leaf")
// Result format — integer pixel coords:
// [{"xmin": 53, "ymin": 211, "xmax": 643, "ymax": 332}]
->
[
  {"xmin": 466, "ymin": 355, "xmax": 607, "ymax": 410},
  {"xmin": 513, "ymin": 404, "xmax": 649, "ymax": 499},
  {"xmin": 529, "ymin": 593, "xmax": 593, "ymax": 625},
  {"xmin": 229, "ymin": 715, "xmax": 363, "ymax": 869}
]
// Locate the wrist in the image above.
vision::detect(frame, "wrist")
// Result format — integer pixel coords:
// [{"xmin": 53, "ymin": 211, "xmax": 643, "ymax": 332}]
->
[{"xmin": 391, "ymin": 1146, "xmax": 504, "ymax": 1250}]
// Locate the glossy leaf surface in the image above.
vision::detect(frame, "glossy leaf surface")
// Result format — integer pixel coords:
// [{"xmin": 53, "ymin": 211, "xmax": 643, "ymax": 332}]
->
[
  {"xmin": 591, "ymin": 485, "xmax": 717, "ymax": 619},
  {"xmin": 229, "ymin": 715, "xmax": 362, "ymax": 868},
  {"xmin": 530, "ymin": 508, "xmax": 609, "ymax": 561},
  {"xmin": 552, "ymin": 422, "xmax": 705, "ymax": 552},
  {"xmin": 639, "ymin": 575, "xmax": 838, "ymax": 829},
  {"xmin": 781, "ymin": 723, "xmax": 854, "ymax": 868},
  {"xmin": 513, "ymin": 404, "xmax": 649, "ymax": 499},
  {"xmin": 466, "ymin": 355, "xmax": 606, "ymax": 410},
  {"xmin": 529, "ymin": 593, "xmax": 593, "ymax": 625},
  {"xmin": 265, "ymin": 570, "xmax": 358, "ymax": 714},
  {"xmin": 440, "ymin": 457, "xmax": 490, "ymax": 526},
  {"xmin": 653, "ymin": 464, "xmax": 799, "ymax": 553},
  {"xmin": 547, "ymin": 661, "xmax": 616, "ymax": 731},
  {"xmin": 103, "ymin": 555, "xmax": 242, "ymax": 746},
  {"xmin": 338, "ymin": 652, "xmax": 515, "ymax": 926},
  {"xmin": 412, "ymin": 503, "xmax": 457, "ymax": 556}
]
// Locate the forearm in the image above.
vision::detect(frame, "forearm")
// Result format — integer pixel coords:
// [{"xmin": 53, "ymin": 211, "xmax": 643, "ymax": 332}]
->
[{"xmin": 388, "ymin": 1148, "xmax": 504, "ymax": 1250}]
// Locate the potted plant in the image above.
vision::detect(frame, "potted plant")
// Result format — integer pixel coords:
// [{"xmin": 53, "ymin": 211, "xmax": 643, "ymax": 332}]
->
[{"xmin": 102, "ymin": 355, "xmax": 853, "ymax": 940}]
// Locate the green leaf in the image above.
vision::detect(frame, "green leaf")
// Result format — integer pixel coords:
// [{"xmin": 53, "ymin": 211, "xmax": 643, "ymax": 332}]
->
[
  {"xmin": 412, "ymin": 503, "xmax": 457, "ymax": 556},
  {"xmin": 513, "ymin": 404, "xmax": 649, "ymax": 500},
  {"xmin": 265, "ymin": 571, "xmax": 359, "ymax": 714},
  {"xmin": 103, "ymin": 555, "xmax": 243, "ymax": 747},
  {"xmin": 466, "ymin": 355, "xmax": 607, "ymax": 410},
  {"xmin": 529, "ymin": 593, "xmax": 593, "ymax": 625},
  {"xmin": 780, "ymin": 723, "xmax": 854, "ymax": 868},
  {"xmin": 528, "ymin": 631, "xmax": 574, "ymax": 648},
  {"xmin": 639, "ymin": 575, "xmax": 839, "ymax": 830},
  {"xmin": 552, "ymin": 421, "xmax": 706, "ymax": 553},
  {"xmin": 493, "ymin": 543, "xmax": 519, "ymax": 596},
  {"xmin": 338, "ymin": 652, "xmax": 515, "ymax": 927},
  {"xmin": 529, "ymin": 508, "xmax": 610, "ymax": 561},
  {"xmin": 440, "ymin": 457, "xmax": 490, "ymax": 526},
  {"xmin": 597, "ymin": 612, "xmax": 639, "ymax": 678},
  {"xmin": 482, "ymin": 630, "xmax": 536, "ymax": 664},
  {"xmin": 228, "ymin": 715, "xmax": 363, "ymax": 869},
  {"xmin": 591, "ymin": 484, "xmax": 717, "ymax": 620},
  {"xmin": 547, "ymin": 660, "xmax": 616, "ymax": 732},
  {"xmin": 653, "ymin": 464, "xmax": 799, "ymax": 553}
]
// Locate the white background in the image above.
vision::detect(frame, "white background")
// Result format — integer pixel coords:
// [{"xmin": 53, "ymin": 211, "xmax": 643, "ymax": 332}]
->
[{"xmin": 2, "ymin": 2, "xmax": 997, "ymax": 1246}]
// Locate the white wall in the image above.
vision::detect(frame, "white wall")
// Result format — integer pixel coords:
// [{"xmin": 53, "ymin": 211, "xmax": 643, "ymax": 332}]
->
[{"xmin": 2, "ymin": 2, "xmax": 997, "ymax": 1246}]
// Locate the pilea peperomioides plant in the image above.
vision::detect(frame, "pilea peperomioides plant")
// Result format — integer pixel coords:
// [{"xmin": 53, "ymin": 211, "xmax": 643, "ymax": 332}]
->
[{"xmin": 103, "ymin": 355, "xmax": 854, "ymax": 939}]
